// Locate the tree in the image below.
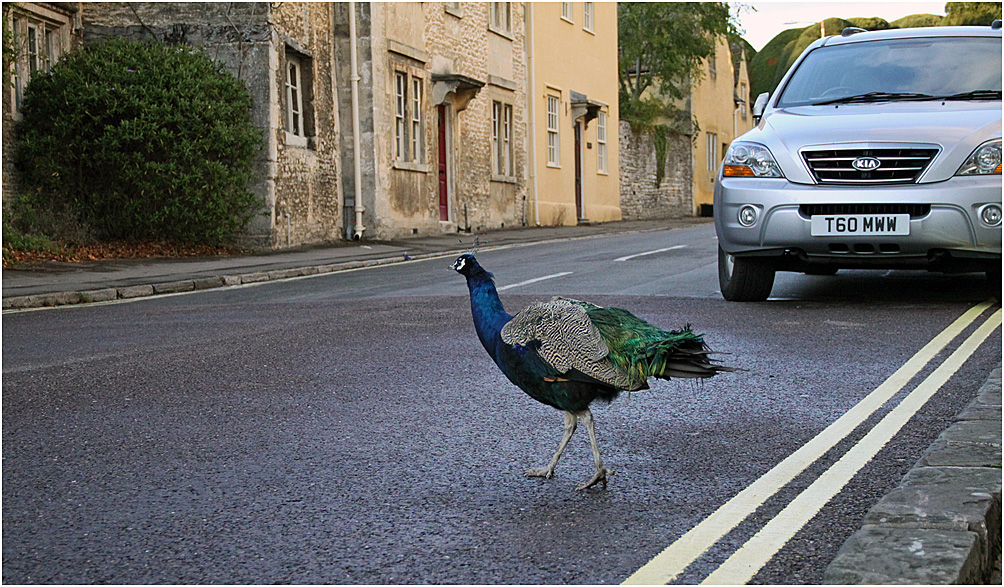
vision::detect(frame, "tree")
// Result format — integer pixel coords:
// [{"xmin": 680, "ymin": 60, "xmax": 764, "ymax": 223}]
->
[
  {"xmin": 618, "ymin": 2, "xmax": 734, "ymax": 129},
  {"xmin": 941, "ymin": 2, "xmax": 1002, "ymax": 25},
  {"xmin": 15, "ymin": 39, "xmax": 263, "ymax": 244}
]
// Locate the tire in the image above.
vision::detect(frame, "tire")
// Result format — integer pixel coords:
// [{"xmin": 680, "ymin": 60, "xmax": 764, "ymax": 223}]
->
[
  {"xmin": 987, "ymin": 264, "xmax": 1002, "ymax": 301},
  {"xmin": 718, "ymin": 245, "xmax": 776, "ymax": 302}
]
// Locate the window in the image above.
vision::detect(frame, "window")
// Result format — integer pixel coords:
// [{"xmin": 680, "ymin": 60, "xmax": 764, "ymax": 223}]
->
[
  {"xmin": 394, "ymin": 70, "xmax": 425, "ymax": 164},
  {"xmin": 286, "ymin": 56, "xmax": 304, "ymax": 137},
  {"xmin": 43, "ymin": 28, "xmax": 57, "ymax": 72},
  {"xmin": 283, "ymin": 46, "xmax": 314, "ymax": 146},
  {"xmin": 492, "ymin": 100, "xmax": 514, "ymax": 177},
  {"xmin": 739, "ymin": 82, "xmax": 748, "ymax": 120},
  {"xmin": 546, "ymin": 94, "xmax": 561, "ymax": 166},
  {"xmin": 411, "ymin": 77, "xmax": 423, "ymax": 162},
  {"xmin": 490, "ymin": 2, "xmax": 511, "ymax": 35},
  {"xmin": 395, "ymin": 72, "xmax": 407, "ymax": 159},
  {"xmin": 596, "ymin": 111, "xmax": 607, "ymax": 174},
  {"xmin": 9, "ymin": 12, "xmax": 70, "ymax": 114},
  {"xmin": 561, "ymin": 2, "xmax": 573, "ymax": 22},
  {"xmin": 706, "ymin": 132, "xmax": 719, "ymax": 176},
  {"xmin": 583, "ymin": 3, "xmax": 594, "ymax": 32}
]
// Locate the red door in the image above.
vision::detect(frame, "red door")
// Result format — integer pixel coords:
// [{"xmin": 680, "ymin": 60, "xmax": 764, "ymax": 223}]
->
[{"xmin": 438, "ymin": 106, "xmax": 449, "ymax": 221}]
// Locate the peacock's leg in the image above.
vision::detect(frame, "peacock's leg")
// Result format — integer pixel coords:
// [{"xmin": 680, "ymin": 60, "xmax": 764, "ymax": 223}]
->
[
  {"xmin": 525, "ymin": 411, "xmax": 577, "ymax": 479},
  {"xmin": 576, "ymin": 408, "xmax": 613, "ymax": 490}
]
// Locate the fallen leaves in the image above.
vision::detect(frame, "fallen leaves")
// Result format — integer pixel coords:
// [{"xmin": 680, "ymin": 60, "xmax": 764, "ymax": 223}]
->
[{"xmin": 2, "ymin": 241, "xmax": 245, "ymax": 268}]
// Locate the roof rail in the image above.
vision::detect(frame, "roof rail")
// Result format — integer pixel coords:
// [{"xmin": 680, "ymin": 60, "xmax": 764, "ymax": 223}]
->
[
  {"xmin": 992, "ymin": 19, "xmax": 1002, "ymax": 30},
  {"xmin": 841, "ymin": 27, "xmax": 867, "ymax": 37}
]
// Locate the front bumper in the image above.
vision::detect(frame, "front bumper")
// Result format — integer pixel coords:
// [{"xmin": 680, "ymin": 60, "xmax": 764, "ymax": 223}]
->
[{"xmin": 714, "ymin": 175, "xmax": 1002, "ymax": 270}]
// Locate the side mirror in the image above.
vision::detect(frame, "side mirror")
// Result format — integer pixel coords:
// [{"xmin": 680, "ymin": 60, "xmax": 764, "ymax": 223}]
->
[{"xmin": 752, "ymin": 93, "xmax": 769, "ymax": 122}]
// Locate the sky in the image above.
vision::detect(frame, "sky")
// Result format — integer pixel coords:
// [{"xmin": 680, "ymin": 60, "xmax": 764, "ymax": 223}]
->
[{"xmin": 735, "ymin": 2, "xmax": 950, "ymax": 51}]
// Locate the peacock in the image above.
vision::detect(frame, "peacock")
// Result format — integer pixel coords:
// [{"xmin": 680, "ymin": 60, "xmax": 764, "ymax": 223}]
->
[{"xmin": 453, "ymin": 253, "xmax": 733, "ymax": 490}]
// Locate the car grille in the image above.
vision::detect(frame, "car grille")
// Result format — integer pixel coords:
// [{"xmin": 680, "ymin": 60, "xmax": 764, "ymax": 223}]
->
[
  {"xmin": 802, "ymin": 148, "xmax": 938, "ymax": 185},
  {"xmin": 799, "ymin": 203, "xmax": 931, "ymax": 218}
]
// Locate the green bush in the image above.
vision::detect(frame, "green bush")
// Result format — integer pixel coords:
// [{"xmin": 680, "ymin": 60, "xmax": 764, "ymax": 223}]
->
[{"xmin": 15, "ymin": 39, "xmax": 263, "ymax": 244}]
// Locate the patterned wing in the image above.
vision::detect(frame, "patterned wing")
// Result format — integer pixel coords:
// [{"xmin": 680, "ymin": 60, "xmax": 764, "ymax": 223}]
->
[{"xmin": 500, "ymin": 298, "xmax": 635, "ymax": 389}]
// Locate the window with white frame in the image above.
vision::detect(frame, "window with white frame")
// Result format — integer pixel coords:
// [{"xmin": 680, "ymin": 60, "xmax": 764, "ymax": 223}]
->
[
  {"xmin": 583, "ymin": 3, "xmax": 594, "ymax": 32},
  {"xmin": 411, "ymin": 77, "xmax": 423, "ymax": 162},
  {"xmin": 395, "ymin": 72, "xmax": 407, "ymax": 160},
  {"xmin": 739, "ymin": 82, "xmax": 748, "ymax": 119},
  {"xmin": 286, "ymin": 55, "xmax": 304, "ymax": 137},
  {"xmin": 492, "ymin": 100, "xmax": 514, "ymax": 177},
  {"xmin": 546, "ymin": 94, "xmax": 560, "ymax": 166},
  {"xmin": 394, "ymin": 69, "xmax": 425, "ymax": 164},
  {"xmin": 706, "ymin": 132, "xmax": 719, "ymax": 176},
  {"xmin": 283, "ymin": 46, "xmax": 314, "ymax": 145},
  {"xmin": 490, "ymin": 2, "xmax": 511, "ymax": 35},
  {"xmin": 596, "ymin": 111, "xmax": 607, "ymax": 174},
  {"xmin": 561, "ymin": 2, "xmax": 573, "ymax": 22}
]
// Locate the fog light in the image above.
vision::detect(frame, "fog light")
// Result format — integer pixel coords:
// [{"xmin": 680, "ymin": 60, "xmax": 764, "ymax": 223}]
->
[
  {"xmin": 979, "ymin": 204, "xmax": 1002, "ymax": 226},
  {"xmin": 738, "ymin": 205, "xmax": 758, "ymax": 227}
]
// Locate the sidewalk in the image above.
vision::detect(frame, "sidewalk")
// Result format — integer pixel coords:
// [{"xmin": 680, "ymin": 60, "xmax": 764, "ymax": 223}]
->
[{"xmin": 1, "ymin": 217, "xmax": 707, "ymax": 309}]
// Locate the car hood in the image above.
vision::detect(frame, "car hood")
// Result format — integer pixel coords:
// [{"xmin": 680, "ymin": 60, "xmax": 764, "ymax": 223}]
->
[{"xmin": 750, "ymin": 101, "xmax": 1002, "ymax": 183}]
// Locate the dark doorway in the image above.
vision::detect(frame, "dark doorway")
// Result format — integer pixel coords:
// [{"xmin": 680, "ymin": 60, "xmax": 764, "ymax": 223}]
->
[
  {"xmin": 438, "ymin": 105, "xmax": 449, "ymax": 222},
  {"xmin": 574, "ymin": 121, "xmax": 584, "ymax": 221}
]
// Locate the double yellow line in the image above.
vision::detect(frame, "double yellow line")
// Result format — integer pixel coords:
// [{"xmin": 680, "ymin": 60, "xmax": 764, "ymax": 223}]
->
[{"xmin": 623, "ymin": 300, "xmax": 1001, "ymax": 585}]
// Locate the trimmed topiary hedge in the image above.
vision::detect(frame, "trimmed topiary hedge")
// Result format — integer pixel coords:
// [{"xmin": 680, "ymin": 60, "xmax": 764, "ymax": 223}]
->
[{"xmin": 15, "ymin": 39, "xmax": 263, "ymax": 244}]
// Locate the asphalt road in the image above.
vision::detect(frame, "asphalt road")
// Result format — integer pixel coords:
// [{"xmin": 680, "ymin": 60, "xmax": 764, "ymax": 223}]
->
[{"xmin": 3, "ymin": 224, "xmax": 1000, "ymax": 583}]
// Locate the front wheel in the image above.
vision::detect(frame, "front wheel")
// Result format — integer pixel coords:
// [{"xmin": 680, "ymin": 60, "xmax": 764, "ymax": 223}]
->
[{"xmin": 718, "ymin": 246, "xmax": 776, "ymax": 302}]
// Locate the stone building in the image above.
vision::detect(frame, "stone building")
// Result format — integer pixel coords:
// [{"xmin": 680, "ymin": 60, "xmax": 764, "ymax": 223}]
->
[
  {"xmin": 6, "ymin": 3, "xmax": 622, "ymax": 246},
  {"xmin": 80, "ymin": 2, "xmax": 342, "ymax": 247},
  {"xmin": 337, "ymin": 2, "xmax": 529, "ymax": 240},
  {"xmin": 2, "ymin": 2, "xmax": 84, "ymax": 202}
]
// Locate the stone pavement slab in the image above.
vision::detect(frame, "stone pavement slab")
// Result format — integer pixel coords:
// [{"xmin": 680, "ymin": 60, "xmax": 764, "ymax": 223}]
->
[{"xmin": 824, "ymin": 366, "xmax": 1003, "ymax": 584}]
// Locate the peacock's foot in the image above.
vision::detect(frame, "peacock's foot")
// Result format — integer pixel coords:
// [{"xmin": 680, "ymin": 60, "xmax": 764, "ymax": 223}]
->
[
  {"xmin": 524, "ymin": 467, "xmax": 555, "ymax": 479},
  {"xmin": 576, "ymin": 467, "xmax": 613, "ymax": 491}
]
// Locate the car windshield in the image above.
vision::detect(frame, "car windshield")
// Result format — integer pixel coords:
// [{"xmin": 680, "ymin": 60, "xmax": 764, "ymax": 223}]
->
[{"xmin": 776, "ymin": 36, "xmax": 1002, "ymax": 107}]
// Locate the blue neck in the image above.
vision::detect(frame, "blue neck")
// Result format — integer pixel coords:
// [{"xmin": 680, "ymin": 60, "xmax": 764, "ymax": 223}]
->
[{"xmin": 466, "ymin": 272, "xmax": 512, "ymax": 356}]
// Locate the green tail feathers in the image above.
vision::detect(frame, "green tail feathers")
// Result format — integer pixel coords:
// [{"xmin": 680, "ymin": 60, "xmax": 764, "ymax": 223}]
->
[{"xmin": 566, "ymin": 299, "xmax": 727, "ymax": 386}]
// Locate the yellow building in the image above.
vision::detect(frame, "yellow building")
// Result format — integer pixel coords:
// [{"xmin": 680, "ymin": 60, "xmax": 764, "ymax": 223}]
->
[
  {"xmin": 690, "ymin": 36, "xmax": 755, "ymax": 215},
  {"xmin": 526, "ymin": 2, "xmax": 620, "ymax": 226}
]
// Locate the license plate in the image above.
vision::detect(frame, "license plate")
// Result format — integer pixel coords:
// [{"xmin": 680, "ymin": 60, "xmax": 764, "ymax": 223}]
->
[{"xmin": 810, "ymin": 214, "xmax": 910, "ymax": 236}]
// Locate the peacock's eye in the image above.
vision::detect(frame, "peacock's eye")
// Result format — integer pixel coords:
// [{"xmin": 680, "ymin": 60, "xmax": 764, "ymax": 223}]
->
[{"xmin": 454, "ymin": 258, "xmax": 466, "ymax": 271}]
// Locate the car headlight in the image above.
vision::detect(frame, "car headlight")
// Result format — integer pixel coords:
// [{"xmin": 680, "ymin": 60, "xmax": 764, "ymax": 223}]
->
[
  {"xmin": 956, "ymin": 139, "xmax": 1002, "ymax": 176},
  {"xmin": 722, "ymin": 142, "xmax": 784, "ymax": 178}
]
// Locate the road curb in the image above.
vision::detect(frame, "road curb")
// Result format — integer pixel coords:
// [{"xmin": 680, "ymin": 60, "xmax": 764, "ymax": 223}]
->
[
  {"xmin": 0, "ymin": 249, "xmax": 459, "ymax": 311},
  {"xmin": 823, "ymin": 365, "xmax": 1003, "ymax": 584}
]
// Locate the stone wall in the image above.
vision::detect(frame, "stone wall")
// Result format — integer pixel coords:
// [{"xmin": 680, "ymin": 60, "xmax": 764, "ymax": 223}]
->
[
  {"xmin": 271, "ymin": 3, "xmax": 343, "ymax": 247},
  {"xmin": 618, "ymin": 120, "xmax": 693, "ymax": 220}
]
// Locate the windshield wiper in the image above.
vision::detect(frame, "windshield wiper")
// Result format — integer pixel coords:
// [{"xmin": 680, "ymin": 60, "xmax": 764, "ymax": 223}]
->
[
  {"xmin": 812, "ymin": 91, "xmax": 935, "ymax": 105},
  {"xmin": 933, "ymin": 89, "xmax": 1002, "ymax": 101}
]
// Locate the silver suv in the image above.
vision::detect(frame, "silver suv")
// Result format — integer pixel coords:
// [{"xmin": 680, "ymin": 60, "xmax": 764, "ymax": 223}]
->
[{"xmin": 714, "ymin": 24, "xmax": 1002, "ymax": 301}]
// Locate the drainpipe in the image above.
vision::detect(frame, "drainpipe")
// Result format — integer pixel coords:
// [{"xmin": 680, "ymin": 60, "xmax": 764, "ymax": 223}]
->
[
  {"xmin": 348, "ymin": 1, "xmax": 366, "ymax": 240},
  {"xmin": 525, "ymin": 2, "xmax": 540, "ymax": 226}
]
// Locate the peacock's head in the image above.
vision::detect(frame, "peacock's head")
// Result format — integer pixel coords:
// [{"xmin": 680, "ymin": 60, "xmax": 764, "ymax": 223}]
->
[
  {"xmin": 452, "ymin": 254, "xmax": 487, "ymax": 277},
  {"xmin": 452, "ymin": 254, "xmax": 475, "ymax": 275}
]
